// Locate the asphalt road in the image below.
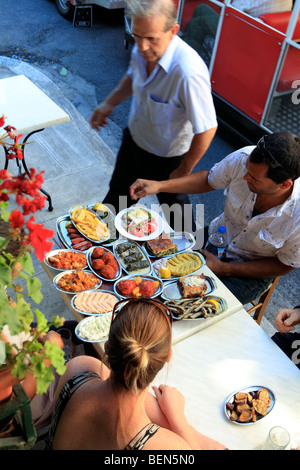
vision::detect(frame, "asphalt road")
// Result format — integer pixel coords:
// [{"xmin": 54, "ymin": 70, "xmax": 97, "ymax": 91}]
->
[{"xmin": 1, "ymin": 0, "xmax": 300, "ymax": 329}]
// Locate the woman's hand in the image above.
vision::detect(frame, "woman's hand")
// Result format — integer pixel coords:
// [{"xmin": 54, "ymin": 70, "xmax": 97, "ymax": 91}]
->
[{"xmin": 152, "ymin": 384, "xmax": 187, "ymax": 429}]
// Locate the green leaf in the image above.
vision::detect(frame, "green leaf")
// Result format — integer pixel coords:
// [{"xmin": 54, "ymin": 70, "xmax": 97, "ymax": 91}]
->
[
  {"xmin": 52, "ymin": 315, "xmax": 65, "ymax": 329},
  {"xmin": 21, "ymin": 252, "xmax": 35, "ymax": 276},
  {"xmin": 44, "ymin": 341, "xmax": 66, "ymax": 376},
  {"xmin": 35, "ymin": 309, "xmax": 49, "ymax": 334},
  {"xmin": 0, "ymin": 264, "xmax": 11, "ymax": 285},
  {"xmin": 15, "ymin": 295, "xmax": 34, "ymax": 333},
  {"xmin": 0, "ymin": 236, "xmax": 10, "ymax": 252},
  {"xmin": 11, "ymin": 354, "xmax": 29, "ymax": 380},
  {"xmin": 1, "ymin": 301, "xmax": 23, "ymax": 335},
  {"xmin": 26, "ymin": 276, "xmax": 43, "ymax": 303}
]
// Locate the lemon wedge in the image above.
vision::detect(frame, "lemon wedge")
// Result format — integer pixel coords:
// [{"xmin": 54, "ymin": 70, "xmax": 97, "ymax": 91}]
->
[{"xmin": 159, "ymin": 266, "xmax": 171, "ymax": 279}]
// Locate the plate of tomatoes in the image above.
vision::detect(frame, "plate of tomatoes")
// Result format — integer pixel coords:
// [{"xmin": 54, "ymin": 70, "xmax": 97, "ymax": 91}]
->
[{"xmin": 114, "ymin": 275, "xmax": 163, "ymax": 299}]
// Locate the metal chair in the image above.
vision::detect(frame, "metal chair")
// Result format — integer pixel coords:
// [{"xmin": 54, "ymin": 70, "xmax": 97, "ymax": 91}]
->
[
  {"xmin": 247, "ymin": 276, "xmax": 281, "ymax": 325},
  {"xmin": 0, "ymin": 384, "xmax": 36, "ymax": 450}
]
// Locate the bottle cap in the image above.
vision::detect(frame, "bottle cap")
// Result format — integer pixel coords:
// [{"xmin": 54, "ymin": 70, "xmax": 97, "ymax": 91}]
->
[{"xmin": 218, "ymin": 226, "xmax": 226, "ymax": 233}]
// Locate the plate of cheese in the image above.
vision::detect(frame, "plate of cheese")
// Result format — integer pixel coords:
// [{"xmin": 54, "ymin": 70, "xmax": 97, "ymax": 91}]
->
[{"xmin": 75, "ymin": 314, "xmax": 112, "ymax": 343}]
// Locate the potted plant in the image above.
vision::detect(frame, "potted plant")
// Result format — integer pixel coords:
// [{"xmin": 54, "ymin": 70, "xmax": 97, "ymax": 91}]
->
[{"xmin": 0, "ymin": 115, "xmax": 66, "ymax": 404}]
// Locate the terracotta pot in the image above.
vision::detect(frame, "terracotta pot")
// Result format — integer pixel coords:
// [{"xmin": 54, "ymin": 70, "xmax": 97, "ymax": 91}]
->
[{"xmin": 0, "ymin": 365, "xmax": 19, "ymax": 403}]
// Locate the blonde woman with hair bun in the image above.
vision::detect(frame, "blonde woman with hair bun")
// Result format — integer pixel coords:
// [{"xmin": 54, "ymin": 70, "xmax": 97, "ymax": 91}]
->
[{"xmin": 47, "ymin": 299, "xmax": 227, "ymax": 450}]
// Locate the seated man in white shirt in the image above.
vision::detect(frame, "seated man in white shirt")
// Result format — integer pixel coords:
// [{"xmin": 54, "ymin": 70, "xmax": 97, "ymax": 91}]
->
[{"xmin": 129, "ymin": 131, "xmax": 300, "ymax": 304}]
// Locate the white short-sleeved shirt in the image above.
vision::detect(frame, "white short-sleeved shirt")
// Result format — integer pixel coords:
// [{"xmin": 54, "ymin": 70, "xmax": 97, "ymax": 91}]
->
[
  {"xmin": 231, "ymin": 0, "xmax": 293, "ymax": 17},
  {"xmin": 207, "ymin": 147, "xmax": 300, "ymax": 268},
  {"xmin": 127, "ymin": 35, "xmax": 217, "ymax": 157}
]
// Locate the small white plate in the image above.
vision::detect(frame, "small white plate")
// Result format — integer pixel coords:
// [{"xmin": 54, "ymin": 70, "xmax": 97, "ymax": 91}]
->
[{"xmin": 115, "ymin": 206, "xmax": 164, "ymax": 241}]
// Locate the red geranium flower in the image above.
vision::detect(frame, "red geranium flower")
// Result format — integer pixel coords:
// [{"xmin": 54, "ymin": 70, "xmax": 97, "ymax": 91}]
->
[
  {"xmin": 9, "ymin": 209, "xmax": 24, "ymax": 229},
  {"xmin": 26, "ymin": 216, "xmax": 54, "ymax": 262}
]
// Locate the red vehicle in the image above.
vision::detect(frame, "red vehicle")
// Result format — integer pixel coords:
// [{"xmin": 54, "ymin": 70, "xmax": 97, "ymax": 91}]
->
[{"xmin": 125, "ymin": 0, "xmax": 300, "ymax": 142}]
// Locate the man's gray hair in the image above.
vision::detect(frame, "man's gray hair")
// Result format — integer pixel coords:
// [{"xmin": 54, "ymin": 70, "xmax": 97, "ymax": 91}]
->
[{"xmin": 126, "ymin": 0, "xmax": 177, "ymax": 30}]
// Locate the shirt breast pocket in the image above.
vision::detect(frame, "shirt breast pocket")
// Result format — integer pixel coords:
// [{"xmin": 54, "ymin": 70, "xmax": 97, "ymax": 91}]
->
[
  {"xmin": 146, "ymin": 95, "xmax": 182, "ymax": 125},
  {"xmin": 259, "ymin": 229, "xmax": 285, "ymax": 250}
]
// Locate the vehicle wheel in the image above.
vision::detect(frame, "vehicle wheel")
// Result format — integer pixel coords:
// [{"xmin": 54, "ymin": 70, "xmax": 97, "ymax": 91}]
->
[{"xmin": 55, "ymin": 0, "xmax": 75, "ymax": 21}]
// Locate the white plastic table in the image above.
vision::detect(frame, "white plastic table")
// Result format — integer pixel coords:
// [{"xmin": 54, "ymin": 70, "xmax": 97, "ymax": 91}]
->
[
  {"xmin": 0, "ymin": 74, "xmax": 70, "ymax": 211},
  {"xmin": 153, "ymin": 308, "xmax": 300, "ymax": 450}
]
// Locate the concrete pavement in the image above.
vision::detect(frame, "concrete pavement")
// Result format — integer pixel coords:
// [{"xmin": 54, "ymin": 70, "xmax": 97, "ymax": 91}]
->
[{"xmin": 0, "ymin": 55, "xmax": 278, "ymax": 336}]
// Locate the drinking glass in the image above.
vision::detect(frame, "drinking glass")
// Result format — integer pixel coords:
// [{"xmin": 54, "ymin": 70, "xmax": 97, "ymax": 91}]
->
[{"xmin": 260, "ymin": 426, "xmax": 290, "ymax": 450}]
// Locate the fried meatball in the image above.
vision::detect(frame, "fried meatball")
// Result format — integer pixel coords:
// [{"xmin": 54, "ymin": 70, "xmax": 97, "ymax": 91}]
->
[
  {"xmin": 92, "ymin": 258, "xmax": 105, "ymax": 271},
  {"xmin": 102, "ymin": 251, "xmax": 115, "ymax": 264},
  {"xmin": 100, "ymin": 265, "xmax": 116, "ymax": 279},
  {"xmin": 92, "ymin": 247, "xmax": 105, "ymax": 258}
]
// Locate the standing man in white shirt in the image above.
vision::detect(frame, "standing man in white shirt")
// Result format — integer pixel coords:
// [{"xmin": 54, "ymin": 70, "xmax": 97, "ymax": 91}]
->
[
  {"xmin": 129, "ymin": 132, "xmax": 300, "ymax": 304},
  {"xmin": 90, "ymin": 0, "xmax": 217, "ymax": 230}
]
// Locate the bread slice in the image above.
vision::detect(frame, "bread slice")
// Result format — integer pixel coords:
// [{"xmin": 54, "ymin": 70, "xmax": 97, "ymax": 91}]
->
[{"xmin": 177, "ymin": 274, "xmax": 207, "ymax": 298}]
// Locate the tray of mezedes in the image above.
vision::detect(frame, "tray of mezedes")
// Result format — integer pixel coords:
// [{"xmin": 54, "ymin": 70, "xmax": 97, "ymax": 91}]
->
[{"xmin": 54, "ymin": 205, "xmax": 228, "ymax": 325}]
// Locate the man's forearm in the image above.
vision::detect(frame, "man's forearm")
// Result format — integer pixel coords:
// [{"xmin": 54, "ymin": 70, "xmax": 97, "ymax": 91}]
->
[
  {"xmin": 178, "ymin": 127, "xmax": 217, "ymax": 175},
  {"xmin": 158, "ymin": 170, "xmax": 214, "ymax": 195},
  {"xmin": 104, "ymin": 73, "xmax": 132, "ymax": 108},
  {"xmin": 220, "ymin": 256, "xmax": 294, "ymax": 278}
]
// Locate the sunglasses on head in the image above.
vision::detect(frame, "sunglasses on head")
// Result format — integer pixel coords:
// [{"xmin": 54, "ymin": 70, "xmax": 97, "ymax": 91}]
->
[
  {"xmin": 257, "ymin": 135, "xmax": 282, "ymax": 169},
  {"xmin": 257, "ymin": 135, "xmax": 297, "ymax": 181},
  {"xmin": 110, "ymin": 297, "xmax": 173, "ymax": 327}
]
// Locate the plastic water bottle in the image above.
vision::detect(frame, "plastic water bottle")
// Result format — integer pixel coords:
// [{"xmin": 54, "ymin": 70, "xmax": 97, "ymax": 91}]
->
[{"xmin": 207, "ymin": 226, "xmax": 227, "ymax": 259}]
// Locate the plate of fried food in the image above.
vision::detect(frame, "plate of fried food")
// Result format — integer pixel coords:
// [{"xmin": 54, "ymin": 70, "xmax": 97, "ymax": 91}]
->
[
  {"xmin": 53, "ymin": 268, "xmax": 102, "ymax": 294},
  {"xmin": 70, "ymin": 205, "xmax": 110, "ymax": 244},
  {"xmin": 45, "ymin": 249, "xmax": 88, "ymax": 271},
  {"xmin": 224, "ymin": 385, "xmax": 275, "ymax": 425},
  {"xmin": 71, "ymin": 290, "xmax": 120, "ymax": 316},
  {"xmin": 152, "ymin": 251, "xmax": 205, "ymax": 280},
  {"xmin": 163, "ymin": 295, "xmax": 226, "ymax": 320},
  {"xmin": 87, "ymin": 246, "xmax": 122, "ymax": 282},
  {"xmin": 114, "ymin": 275, "xmax": 163, "ymax": 299}
]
